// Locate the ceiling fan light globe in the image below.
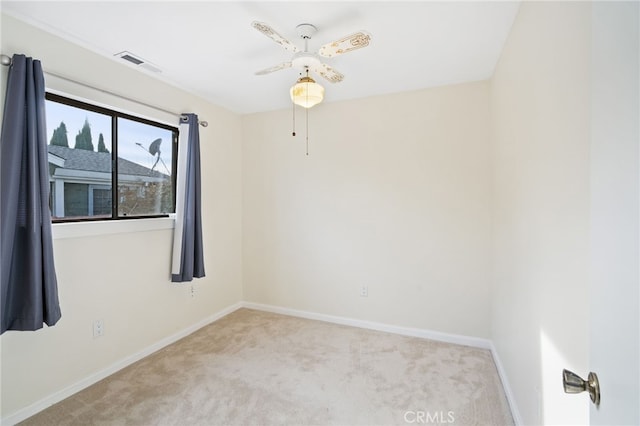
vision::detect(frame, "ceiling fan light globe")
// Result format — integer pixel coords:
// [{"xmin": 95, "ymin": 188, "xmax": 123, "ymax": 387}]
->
[{"xmin": 290, "ymin": 76, "xmax": 324, "ymax": 108}]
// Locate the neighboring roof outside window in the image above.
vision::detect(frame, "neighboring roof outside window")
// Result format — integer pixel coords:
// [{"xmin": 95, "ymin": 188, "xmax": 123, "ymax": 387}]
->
[{"xmin": 47, "ymin": 145, "xmax": 169, "ymax": 179}]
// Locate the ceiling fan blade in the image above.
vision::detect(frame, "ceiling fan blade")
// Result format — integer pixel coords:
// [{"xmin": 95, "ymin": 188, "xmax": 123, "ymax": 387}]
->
[
  {"xmin": 255, "ymin": 62, "xmax": 292, "ymax": 75},
  {"xmin": 313, "ymin": 63, "xmax": 344, "ymax": 83},
  {"xmin": 252, "ymin": 21, "xmax": 300, "ymax": 53},
  {"xmin": 318, "ymin": 31, "xmax": 371, "ymax": 58}
]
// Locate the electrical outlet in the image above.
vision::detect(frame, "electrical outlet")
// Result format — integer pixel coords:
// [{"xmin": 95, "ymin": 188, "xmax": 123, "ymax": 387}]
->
[
  {"xmin": 93, "ymin": 319, "xmax": 104, "ymax": 338},
  {"xmin": 360, "ymin": 285, "xmax": 368, "ymax": 297}
]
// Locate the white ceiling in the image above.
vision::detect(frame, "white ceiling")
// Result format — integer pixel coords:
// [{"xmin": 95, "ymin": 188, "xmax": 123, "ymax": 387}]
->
[{"xmin": 2, "ymin": 1, "xmax": 520, "ymax": 114}]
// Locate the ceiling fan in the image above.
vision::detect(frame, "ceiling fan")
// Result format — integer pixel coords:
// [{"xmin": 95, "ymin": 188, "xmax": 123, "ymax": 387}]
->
[{"xmin": 251, "ymin": 21, "xmax": 372, "ymax": 83}]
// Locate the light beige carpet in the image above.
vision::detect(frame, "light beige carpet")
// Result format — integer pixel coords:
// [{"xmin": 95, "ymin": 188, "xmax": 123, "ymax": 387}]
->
[{"xmin": 20, "ymin": 308, "xmax": 513, "ymax": 425}]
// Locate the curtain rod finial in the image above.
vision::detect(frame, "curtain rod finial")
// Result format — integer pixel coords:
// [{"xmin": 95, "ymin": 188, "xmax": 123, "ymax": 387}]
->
[
  {"xmin": 1, "ymin": 54, "xmax": 12, "ymax": 66},
  {"xmin": 181, "ymin": 114, "xmax": 207, "ymax": 127}
]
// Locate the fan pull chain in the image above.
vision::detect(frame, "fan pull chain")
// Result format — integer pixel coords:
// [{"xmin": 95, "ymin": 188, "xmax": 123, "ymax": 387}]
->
[
  {"xmin": 292, "ymin": 101, "xmax": 296, "ymax": 136},
  {"xmin": 306, "ymin": 105, "xmax": 309, "ymax": 156},
  {"xmin": 305, "ymin": 69, "xmax": 310, "ymax": 156}
]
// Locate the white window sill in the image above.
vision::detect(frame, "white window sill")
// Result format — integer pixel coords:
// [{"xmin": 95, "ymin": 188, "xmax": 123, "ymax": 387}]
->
[{"xmin": 52, "ymin": 216, "xmax": 175, "ymax": 240}]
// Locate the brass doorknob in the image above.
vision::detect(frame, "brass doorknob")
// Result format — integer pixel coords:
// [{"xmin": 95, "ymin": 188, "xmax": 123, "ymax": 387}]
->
[{"xmin": 563, "ymin": 369, "xmax": 600, "ymax": 406}]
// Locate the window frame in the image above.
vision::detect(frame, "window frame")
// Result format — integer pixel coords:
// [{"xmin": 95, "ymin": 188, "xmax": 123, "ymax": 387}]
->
[{"xmin": 45, "ymin": 92, "xmax": 179, "ymax": 223}]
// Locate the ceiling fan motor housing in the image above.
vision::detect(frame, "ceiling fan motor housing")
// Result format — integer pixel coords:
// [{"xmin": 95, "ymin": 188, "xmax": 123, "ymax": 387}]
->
[{"xmin": 291, "ymin": 52, "xmax": 322, "ymax": 70}]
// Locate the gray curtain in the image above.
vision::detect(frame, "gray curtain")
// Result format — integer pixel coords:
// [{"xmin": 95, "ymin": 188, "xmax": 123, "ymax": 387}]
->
[
  {"xmin": 1, "ymin": 54, "xmax": 61, "ymax": 333},
  {"xmin": 171, "ymin": 113, "xmax": 205, "ymax": 282}
]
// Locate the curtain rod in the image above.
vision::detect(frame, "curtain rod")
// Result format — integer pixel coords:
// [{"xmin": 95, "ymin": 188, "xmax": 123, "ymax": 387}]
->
[{"xmin": 1, "ymin": 54, "xmax": 208, "ymax": 127}]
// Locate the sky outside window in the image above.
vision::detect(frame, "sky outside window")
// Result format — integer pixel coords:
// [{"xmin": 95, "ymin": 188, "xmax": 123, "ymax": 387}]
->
[
  {"xmin": 118, "ymin": 117, "xmax": 173, "ymax": 176},
  {"xmin": 46, "ymin": 100, "xmax": 173, "ymax": 175},
  {"xmin": 46, "ymin": 100, "xmax": 111, "ymax": 151}
]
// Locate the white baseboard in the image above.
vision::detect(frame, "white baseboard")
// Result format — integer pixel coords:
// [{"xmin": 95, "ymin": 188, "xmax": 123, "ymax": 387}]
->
[
  {"xmin": 241, "ymin": 301, "xmax": 493, "ymax": 349},
  {"xmin": 489, "ymin": 343, "xmax": 523, "ymax": 426},
  {"xmin": 1, "ymin": 302, "xmax": 243, "ymax": 426}
]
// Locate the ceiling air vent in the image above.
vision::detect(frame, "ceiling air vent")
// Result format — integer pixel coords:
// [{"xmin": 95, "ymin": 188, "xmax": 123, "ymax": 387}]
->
[{"xmin": 114, "ymin": 51, "xmax": 162, "ymax": 73}]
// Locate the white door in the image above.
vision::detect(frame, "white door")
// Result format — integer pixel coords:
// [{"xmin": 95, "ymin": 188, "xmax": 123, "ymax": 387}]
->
[{"xmin": 589, "ymin": 2, "xmax": 639, "ymax": 424}]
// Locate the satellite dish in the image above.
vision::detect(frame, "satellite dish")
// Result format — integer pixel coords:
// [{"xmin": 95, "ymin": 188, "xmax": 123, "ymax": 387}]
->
[
  {"xmin": 149, "ymin": 138, "xmax": 162, "ymax": 156},
  {"xmin": 135, "ymin": 138, "xmax": 169, "ymax": 174},
  {"xmin": 148, "ymin": 139, "xmax": 162, "ymax": 171}
]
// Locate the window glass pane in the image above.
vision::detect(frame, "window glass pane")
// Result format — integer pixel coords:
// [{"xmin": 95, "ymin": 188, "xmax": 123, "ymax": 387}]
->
[
  {"xmin": 46, "ymin": 100, "xmax": 112, "ymax": 220},
  {"xmin": 92, "ymin": 186, "xmax": 113, "ymax": 215},
  {"xmin": 45, "ymin": 93, "xmax": 177, "ymax": 222},
  {"xmin": 117, "ymin": 117, "xmax": 174, "ymax": 217}
]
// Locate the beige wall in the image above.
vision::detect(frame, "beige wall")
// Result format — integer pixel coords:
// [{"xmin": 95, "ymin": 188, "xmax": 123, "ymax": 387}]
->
[
  {"xmin": 243, "ymin": 82, "xmax": 493, "ymax": 338},
  {"xmin": 0, "ymin": 14, "xmax": 243, "ymax": 420},
  {"xmin": 490, "ymin": 2, "xmax": 591, "ymax": 424}
]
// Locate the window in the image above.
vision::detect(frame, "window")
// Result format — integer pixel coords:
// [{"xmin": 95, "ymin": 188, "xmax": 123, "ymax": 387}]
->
[{"xmin": 45, "ymin": 93, "xmax": 178, "ymax": 222}]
